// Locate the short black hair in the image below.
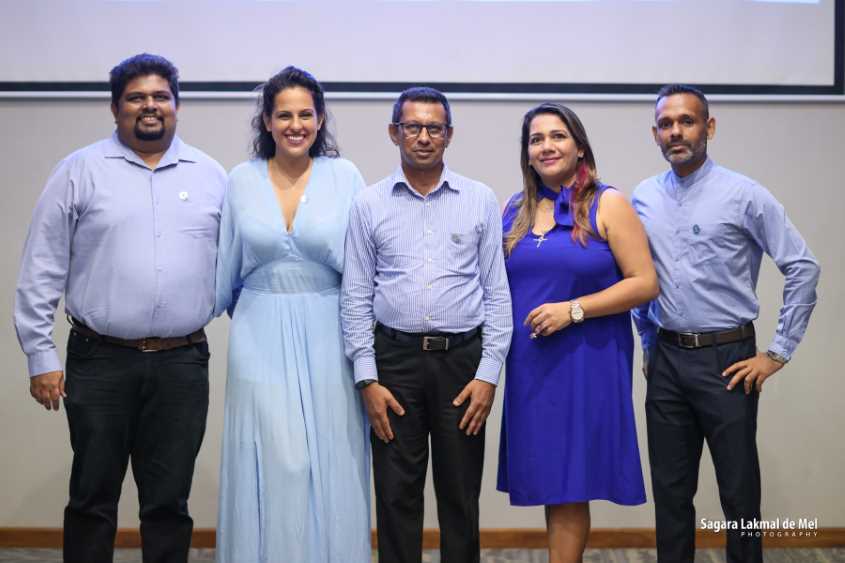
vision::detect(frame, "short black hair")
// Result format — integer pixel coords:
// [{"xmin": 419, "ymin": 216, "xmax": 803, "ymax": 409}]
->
[
  {"xmin": 391, "ymin": 87, "xmax": 452, "ymax": 126},
  {"xmin": 110, "ymin": 53, "xmax": 179, "ymax": 106},
  {"xmin": 251, "ymin": 65, "xmax": 339, "ymax": 160},
  {"xmin": 655, "ymin": 84, "xmax": 709, "ymax": 119}
]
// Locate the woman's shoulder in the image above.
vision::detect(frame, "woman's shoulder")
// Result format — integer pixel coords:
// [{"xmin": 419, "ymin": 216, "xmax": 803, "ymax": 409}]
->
[
  {"xmin": 228, "ymin": 159, "xmax": 265, "ymax": 184},
  {"xmin": 502, "ymin": 191, "xmax": 524, "ymax": 227},
  {"xmin": 317, "ymin": 155, "xmax": 361, "ymax": 177}
]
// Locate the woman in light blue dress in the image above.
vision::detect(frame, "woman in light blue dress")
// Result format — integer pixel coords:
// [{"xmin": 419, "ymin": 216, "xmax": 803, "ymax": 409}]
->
[{"xmin": 215, "ymin": 67, "xmax": 370, "ymax": 563}]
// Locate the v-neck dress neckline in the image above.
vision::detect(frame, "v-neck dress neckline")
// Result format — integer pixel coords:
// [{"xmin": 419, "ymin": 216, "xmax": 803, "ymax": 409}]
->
[{"xmin": 264, "ymin": 158, "xmax": 317, "ymax": 235}]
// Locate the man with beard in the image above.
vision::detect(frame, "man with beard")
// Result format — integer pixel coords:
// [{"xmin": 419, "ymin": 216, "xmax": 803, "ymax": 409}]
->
[
  {"xmin": 14, "ymin": 53, "xmax": 226, "ymax": 563},
  {"xmin": 631, "ymin": 84, "xmax": 820, "ymax": 563}
]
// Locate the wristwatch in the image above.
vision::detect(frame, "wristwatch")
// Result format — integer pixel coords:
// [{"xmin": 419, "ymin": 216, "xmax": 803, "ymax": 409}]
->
[
  {"xmin": 355, "ymin": 378, "xmax": 377, "ymax": 390},
  {"xmin": 766, "ymin": 350, "xmax": 789, "ymax": 365},
  {"xmin": 570, "ymin": 301, "xmax": 585, "ymax": 324}
]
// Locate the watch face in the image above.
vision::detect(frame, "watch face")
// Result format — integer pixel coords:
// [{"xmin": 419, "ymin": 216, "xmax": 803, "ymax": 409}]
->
[{"xmin": 571, "ymin": 303, "xmax": 584, "ymax": 322}]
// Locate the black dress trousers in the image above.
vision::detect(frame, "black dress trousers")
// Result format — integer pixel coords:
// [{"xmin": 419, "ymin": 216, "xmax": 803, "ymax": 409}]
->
[
  {"xmin": 646, "ymin": 336, "xmax": 762, "ymax": 563},
  {"xmin": 372, "ymin": 327, "xmax": 485, "ymax": 563},
  {"xmin": 62, "ymin": 330, "xmax": 209, "ymax": 563}
]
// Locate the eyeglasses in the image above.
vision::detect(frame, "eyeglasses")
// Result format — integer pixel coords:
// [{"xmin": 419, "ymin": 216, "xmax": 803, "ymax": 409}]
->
[{"xmin": 394, "ymin": 122, "xmax": 450, "ymax": 139}]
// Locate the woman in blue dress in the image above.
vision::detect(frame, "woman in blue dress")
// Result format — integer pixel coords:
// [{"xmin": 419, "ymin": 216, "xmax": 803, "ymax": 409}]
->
[
  {"xmin": 215, "ymin": 67, "xmax": 370, "ymax": 563},
  {"xmin": 497, "ymin": 103, "xmax": 658, "ymax": 563}
]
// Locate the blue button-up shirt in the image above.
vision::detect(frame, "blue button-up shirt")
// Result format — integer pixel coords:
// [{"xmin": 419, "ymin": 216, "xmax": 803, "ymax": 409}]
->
[
  {"xmin": 15, "ymin": 133, "xmax": 227, "ymax": 376},
  {"xmin": 341, "ymin": 165, "xmax": 512, "ymax": 385},
  {"xmin": 631, "ymin": 158, "xmax": 819, "ymax": 360}
]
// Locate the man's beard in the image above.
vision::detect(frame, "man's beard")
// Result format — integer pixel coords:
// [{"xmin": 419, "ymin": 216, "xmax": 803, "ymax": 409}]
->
[{"xmin": 134, "ymin": 116, "xmax": 165, "ymax": 141}]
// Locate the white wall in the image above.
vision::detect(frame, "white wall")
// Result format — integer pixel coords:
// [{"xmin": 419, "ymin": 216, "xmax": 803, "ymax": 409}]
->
[{"xmin": 0, "ymin": 96, "xmax": 842, "ymax": 530}]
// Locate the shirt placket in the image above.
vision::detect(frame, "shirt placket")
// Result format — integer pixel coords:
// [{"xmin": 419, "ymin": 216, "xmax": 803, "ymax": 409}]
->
[
  {"xmin": 673, "ymin": 184, "xmax": 690, "ymax": 322},
  {"xmin": 150, "ymin": 170, "xmax": 167, "ymax": 331},
  {"xmin": 421, "ymin": 192, "xmax": 436, "ymax": 330}
]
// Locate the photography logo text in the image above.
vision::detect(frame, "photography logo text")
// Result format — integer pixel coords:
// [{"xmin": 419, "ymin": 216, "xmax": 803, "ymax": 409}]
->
[{"xmin": 699, "ymin": 517, "xmax": 819, "ymax": 538}]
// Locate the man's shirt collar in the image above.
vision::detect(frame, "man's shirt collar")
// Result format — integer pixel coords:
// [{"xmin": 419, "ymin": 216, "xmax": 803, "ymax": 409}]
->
[
  {"xmin": 389, "ymin": 164, "xmax": 459, "ymax": 198},
  {"xmin": 670, "ymin": 157, "xmax": 715, "ymax": 191},
  {"xmin": 104, "ymin": 132, "xmax": 197, "ymax": 169}
]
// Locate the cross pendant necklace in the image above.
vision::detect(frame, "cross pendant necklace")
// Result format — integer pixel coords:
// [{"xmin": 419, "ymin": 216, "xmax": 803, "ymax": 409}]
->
[{"xmin": 534, "ymin": 232, "xmax": 549, "ymax": 247}]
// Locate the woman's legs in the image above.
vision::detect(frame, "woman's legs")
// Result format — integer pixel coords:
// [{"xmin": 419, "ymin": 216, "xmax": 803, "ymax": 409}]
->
[{"xmin": 545, "ymin": 502, "xmax": 590, "ymax": 563}]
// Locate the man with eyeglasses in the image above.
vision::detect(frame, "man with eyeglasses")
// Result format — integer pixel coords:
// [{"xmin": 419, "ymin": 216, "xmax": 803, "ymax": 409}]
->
[{"xmin": 341, "ymin": 87, "xmax": 512, "ymax": 563}]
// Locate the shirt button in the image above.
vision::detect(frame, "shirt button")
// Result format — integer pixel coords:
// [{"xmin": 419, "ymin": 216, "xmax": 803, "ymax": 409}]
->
[
  {"xmin": 426, "ymin": 257, "xmax": 433, "ymax": 263},
  {"xmin": 426, "ymin": 284, "xmax": 432, "ymax": 289},
  {"xmin": 424, "ymin": 315, "xmax": 431, "ymax": 321}
]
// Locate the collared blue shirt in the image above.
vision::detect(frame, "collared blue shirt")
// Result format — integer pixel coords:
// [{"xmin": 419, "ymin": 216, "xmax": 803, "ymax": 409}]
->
[
  {"xmin": 15, "ymin": 133, "xmax": 227, "ymax": 376},
  {"xmin": 341, "ymin": 165, "xmax": 513, "ymax": 385},
  {"xmin": 631, "ymin": 158, "xmax": 819, "ymax": 360}
]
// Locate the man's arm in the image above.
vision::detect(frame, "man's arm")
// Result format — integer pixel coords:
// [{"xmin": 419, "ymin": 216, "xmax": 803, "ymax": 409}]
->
[
  {"xmin": 340, "ymin": 197, "xmax": 404, "ymax": 442},
  {"xmin": 453, "ymin": 191, "xmax": 513, "ymax": 435},
  {"xmin": 632, "ymin": 302, "xmax": 658, "ymax": 376},
  {"xmin": 723, "ymin": 184, "xmax": 820, "ymax": 393},
  {"xmin": 14, "ymin": 159, "xmax": 77, "ymax": 409}
]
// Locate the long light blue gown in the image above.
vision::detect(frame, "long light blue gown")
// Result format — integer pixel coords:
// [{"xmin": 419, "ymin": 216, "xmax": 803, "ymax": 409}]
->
[{"xmin": 214, "ymin": 157, "xmax": 370, "ymax": 563}]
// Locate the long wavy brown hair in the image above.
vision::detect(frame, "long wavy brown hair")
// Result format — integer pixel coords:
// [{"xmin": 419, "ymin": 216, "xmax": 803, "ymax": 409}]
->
[{"xmin": 504, "ymin": 103, "xmax": 599, "ymax": 256}]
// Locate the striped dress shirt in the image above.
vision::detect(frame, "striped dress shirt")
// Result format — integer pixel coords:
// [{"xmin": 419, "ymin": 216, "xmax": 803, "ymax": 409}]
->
[{"xmin": 341, "ymin": 165, "xmax": 512, "ymax": 385}]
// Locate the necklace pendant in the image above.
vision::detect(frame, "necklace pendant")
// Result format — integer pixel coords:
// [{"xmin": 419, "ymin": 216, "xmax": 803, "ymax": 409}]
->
[{"xmin": 534, "ymin": 233, "xmax": 548, "ymax": 248}]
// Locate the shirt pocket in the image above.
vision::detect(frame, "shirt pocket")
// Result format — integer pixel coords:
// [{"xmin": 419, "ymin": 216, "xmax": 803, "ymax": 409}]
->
[
  {"xmin": 688, "ymin": 222, "xmax": 722, "ymax": 266},
  {"xmin": 446, "ymin": 224, "xmax": 482, "ymax": 274}
]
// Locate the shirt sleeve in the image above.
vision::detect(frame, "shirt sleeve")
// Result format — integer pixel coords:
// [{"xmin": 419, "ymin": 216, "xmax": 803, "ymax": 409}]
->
[
  {"xmin": 743, "ymin": 184, "xmax": 820, "ymax": 360},
  {"xmin": 330, "ymin": 162, "xmax": 366, "ymax": 274},
  {"xmin": 631, "ymin": 302, "xmax": 658, "ymax": 352},
  {"xmin": 629, "ymin": 188, "xmax": 658, "ymax": 352},
  {"xmin": 474, "ymin": 192, "xmax": 513, "ymax": 385},
  {"xmin": 14, "ymin": 159, "xmax": 77, "ymax": 377},
  {"xmin": 214, "ymin": 180, "xmax": 242, "ymax": 318},
  {"xmin": 340, "ymin": 196, "xmax": 379, "ymax": 384}
]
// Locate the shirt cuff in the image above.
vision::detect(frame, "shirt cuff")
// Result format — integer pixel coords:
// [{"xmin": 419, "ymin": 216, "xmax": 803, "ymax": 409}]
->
[
  {"xmin": 474, "ymin": 357, "xmax": 503, "ymax": 386},
  {"xmin": 353, "ymin": 355, "xmax": 378, "ymax": 385},
  {"xmin": 767, "ymin": 339, "xmax": 793, "ymax": 362},
  {"xmin": 27, "ymin": 349, "xmax": 62, "ymax": 378}
]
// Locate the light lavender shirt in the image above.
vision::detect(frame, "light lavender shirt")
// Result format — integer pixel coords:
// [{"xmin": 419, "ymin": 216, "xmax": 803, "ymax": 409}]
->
[
  {"xmin": 341, "ymin": 165, "xmax": 512, "ymax": 385},
  {"xmin": 631, "ymin": 158, "xmax": 820, "ymax": 360},
  {"xmin": 15, "ymin": 133, "xmax": 227, "ymax": 376}
]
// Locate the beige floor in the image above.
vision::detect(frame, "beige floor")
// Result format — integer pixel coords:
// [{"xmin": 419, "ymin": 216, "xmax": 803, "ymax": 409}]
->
[{"xmin": 1, "ymin": 548, "xmax": 843, "ymax": 562}]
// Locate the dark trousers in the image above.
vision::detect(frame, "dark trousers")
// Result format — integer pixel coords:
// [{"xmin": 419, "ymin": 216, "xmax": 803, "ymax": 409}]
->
[
  {"xmin": 646, "ymin": 336, "xmax": 762, "ymax": 563},
  {"xmin": 372, "ymin": 328, "xmax": 485, "ymax": 563},
  {"xmin": 62, "ymin": 329, "xmax": 210, "ymax": 563}
]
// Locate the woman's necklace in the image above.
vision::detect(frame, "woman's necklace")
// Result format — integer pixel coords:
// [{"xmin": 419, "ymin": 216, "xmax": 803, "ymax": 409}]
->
[
  {"xmin": 269, "ymin": 158, "xmax": 311, "ymax": 192},
  {"xmin": 533, "ymin": 199, "xmax": 555, "ymax": 247}
]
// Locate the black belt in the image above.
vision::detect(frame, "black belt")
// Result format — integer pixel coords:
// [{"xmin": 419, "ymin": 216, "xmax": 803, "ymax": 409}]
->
[
  {"xmin": 376, "ymin": 324, "xmax": 481, "ymax": 352},
  {"xmin": 658, "ymin": 322, "xmax": 755, "ymax": 349},
  {"xmin": 70, "ymin": 317, "xmax": 206, "ymax": 353}
]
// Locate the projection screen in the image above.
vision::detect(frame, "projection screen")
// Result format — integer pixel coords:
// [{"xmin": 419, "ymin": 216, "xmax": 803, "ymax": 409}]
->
[{"xmin": 0, "ymin": 0, "xmax": 842, "ymax": 96}]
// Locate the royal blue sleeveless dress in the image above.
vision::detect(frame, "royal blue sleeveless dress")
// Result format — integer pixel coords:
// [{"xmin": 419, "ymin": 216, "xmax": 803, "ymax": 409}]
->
[{"xmin": 497, "ymin": 184, "xmax": 646, "ymax": 506}]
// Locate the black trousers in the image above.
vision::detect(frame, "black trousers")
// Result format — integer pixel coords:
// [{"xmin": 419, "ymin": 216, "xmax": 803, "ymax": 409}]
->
[
  {"xmin": 372, "ymin": 328, "xmax": 485, "ymax": 563},
  {"xmin": 62, "ymin": 329, "xmax": 210, "ymax": 563},
  {"xmin": 646, "ymin": 336, "xmax": 762, "ymax": 563}
]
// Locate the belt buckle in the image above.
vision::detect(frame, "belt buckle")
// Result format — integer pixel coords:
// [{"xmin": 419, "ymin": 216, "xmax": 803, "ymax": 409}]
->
[
  {"xmin": 678, "ymin": 332, "xmax": 701, "ymax": 349},
  {"xmin": 139, "ymin": 338, "xmax": 162, "ymax": 353},
  {"xmin": 422, "ymin": 336, "xmax": 449, "ymax": 352}
]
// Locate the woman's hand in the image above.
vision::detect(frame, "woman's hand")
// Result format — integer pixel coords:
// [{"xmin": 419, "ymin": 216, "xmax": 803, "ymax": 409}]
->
[{"xmin": 525, "ymin": 301, "xmax": 572, "ymax": 337}]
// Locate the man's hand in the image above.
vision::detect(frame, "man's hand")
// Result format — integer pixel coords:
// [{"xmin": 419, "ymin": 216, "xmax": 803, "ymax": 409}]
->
[
  {"xmin": 722, "ymin": 352, "xmax": 784, "ymax": 394},
  {"xmin": 525, "ymin": 302, "xmax": 572, "ymax": 338},
  {"xmin": 30, "ymin": 370, "xmax": 66, "ymax": 411},
  {"xmin": 361, "ymin": 383, "xmax": 404, "ymax": 443},
  {"xmin": 453, "ymin": 379, "xmax": 496, "ymax": 436}
]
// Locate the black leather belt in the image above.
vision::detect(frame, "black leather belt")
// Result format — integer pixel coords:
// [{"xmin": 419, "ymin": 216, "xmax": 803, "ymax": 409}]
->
[
  {"xmin": 658, "ymin": 322, "xmax": 755, "ymax": 349},
  {"xmin": 376, "ymin": 324, "xmax": 481, "ymax": 352},
  {"xmin": 70, "ymin": 317, "xmax": 206, "ymax": 353}
]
